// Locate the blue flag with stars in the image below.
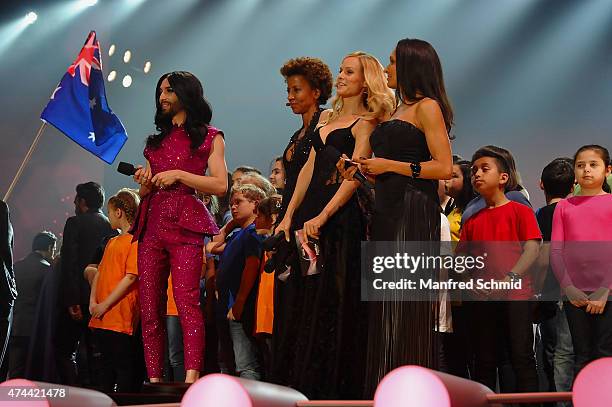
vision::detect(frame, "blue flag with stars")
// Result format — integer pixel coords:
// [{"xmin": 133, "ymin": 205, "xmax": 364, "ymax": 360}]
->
[{"xmin": 40, "ymin": 31, "xmax": 127, "ymax": 164}]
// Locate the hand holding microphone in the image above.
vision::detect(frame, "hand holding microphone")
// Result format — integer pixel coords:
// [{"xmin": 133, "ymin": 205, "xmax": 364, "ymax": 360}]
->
[
  {"xmin": 262, "ymin": 230, "xmax": 286, "ymax": 251},
  {"xmin": 118, "ymin": 161, "xmax": 152, "ymax": 187}
]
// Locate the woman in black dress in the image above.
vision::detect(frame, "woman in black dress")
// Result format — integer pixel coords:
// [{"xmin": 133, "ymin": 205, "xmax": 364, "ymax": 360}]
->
[
  {"xmin": 270, "ymin": 57, "xmax": 333, "ymax": 383},
  {"xmin": 353, "ymin": 39, "xmax": 453, "ymax": 397},
  {"xmin": 275, "ymin": 51, "xmax": 395, "ymax": 399},
  {"xmin": 278, "ymin": 57, "xmax": 333, "ymax": 221}
]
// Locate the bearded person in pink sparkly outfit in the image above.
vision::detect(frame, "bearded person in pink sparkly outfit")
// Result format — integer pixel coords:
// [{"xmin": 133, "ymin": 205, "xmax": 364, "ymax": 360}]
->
[{"xmin": 133, "ymin": 71, "xmax": 227, "ymax": 383}]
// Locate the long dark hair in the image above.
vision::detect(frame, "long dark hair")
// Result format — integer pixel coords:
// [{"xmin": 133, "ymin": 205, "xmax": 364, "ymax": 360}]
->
[
  {"xmin": 395, "ymin": 38, "xmax": 454, "ymax": 132},
  {"xmin": 573, "ymin": 144, "xmax": 611, "ymax": 193},
  {"xmin": 147, "ymin": 71, "xmax": 213, "ymax": 150},
  {"xmin": 453, "ymin": 159, "xmax": 476, "ymax": 212}
]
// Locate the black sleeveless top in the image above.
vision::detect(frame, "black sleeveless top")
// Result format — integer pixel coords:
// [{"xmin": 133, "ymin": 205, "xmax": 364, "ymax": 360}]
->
[
  {"xmin": 370, "ymin": 119, "xmax": 438, "ymax": 238},
  {"xmin": 294, "ymin": 119, "xmax": 359, "ymax": 228},
  {"xmin": 280, "ymin": 110, "xmax": 322, "ymax": 221}
]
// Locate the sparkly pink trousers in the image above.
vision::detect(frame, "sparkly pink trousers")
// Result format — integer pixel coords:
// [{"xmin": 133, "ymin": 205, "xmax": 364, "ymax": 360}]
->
[{"xmin": 138, "ymin": 238, "xmax": 204, "ymax": 378}]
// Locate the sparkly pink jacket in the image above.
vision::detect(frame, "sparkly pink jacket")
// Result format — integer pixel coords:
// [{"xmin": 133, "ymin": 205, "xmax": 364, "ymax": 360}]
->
[{"xmin": 131, "ymin": 126, "xmax": 221, "ymax": 244}]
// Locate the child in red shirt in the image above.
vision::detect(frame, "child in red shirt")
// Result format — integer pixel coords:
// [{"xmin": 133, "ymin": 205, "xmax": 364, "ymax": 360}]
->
[{"xmin": 459, "ymin": 146, "xmax": 541, "ymax": 393}]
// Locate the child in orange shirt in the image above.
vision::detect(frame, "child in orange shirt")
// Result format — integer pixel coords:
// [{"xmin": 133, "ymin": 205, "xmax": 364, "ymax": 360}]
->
[
  {"xmin": 253, "ymin": 195, "xmax": 281, "ymax": 378},
  {"xmin": 254, "ymin": 195, "xmax": 282, "ymax": 336},
  {"xmin": 88, "ymin": 189, "xmax": 140, "ymax": 392}
]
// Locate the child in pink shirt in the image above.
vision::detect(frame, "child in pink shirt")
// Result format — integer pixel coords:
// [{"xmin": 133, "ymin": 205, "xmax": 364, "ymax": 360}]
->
[{"xmin": 551, "ymin": 144, "xmax": 612, "ymax": 374}]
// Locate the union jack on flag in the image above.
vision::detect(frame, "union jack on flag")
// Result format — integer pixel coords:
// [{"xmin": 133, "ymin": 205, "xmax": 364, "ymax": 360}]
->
[{"xmin": 40, "ymin": 31, "xmax": 128, "ymax": 164}]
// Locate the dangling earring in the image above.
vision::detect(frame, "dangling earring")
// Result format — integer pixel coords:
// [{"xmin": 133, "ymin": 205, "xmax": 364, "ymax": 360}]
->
[{"xmin": 362, "ymin": 88, "xmax": 369, "ymax": 106}]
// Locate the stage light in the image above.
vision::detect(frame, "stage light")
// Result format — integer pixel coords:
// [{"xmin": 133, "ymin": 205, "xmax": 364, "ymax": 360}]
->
[
  {"xmin": 25, "ymin": 12, "xmax": 38, "ymax": 25},
  {"xmin": 122, "ymin": 75, "xmax": 132, "ymax": 88},
  {"xmin": 123, "ymin": 50, "xmax": 131, "ymax": 63},
  {"xmin": 108, "ymin": 44, "xmax": 115, "ymax": 56},
  {"xmin": 143, "ymin": 61, "xmax": 151, "ymax": 73},
  {"xmin": 107, "ymin": 70, "xmax": 117, "ymax": 82},
  {"xmin": 80, "ymin": 0, "xmax": 98, "ymax": 7}
]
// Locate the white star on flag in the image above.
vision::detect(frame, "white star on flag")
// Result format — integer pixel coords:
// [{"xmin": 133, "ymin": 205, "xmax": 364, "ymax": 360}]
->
[
  {"xmin": 50, "ymin": 86, "xmax": 61, "ymax": 99},
  {"xmin": 89, "ymin": 97, "xmax": 96, "ymax": 109},
  {"xmin": 88, "ymin": 132, "xmax": 96, "ymax": 142}
]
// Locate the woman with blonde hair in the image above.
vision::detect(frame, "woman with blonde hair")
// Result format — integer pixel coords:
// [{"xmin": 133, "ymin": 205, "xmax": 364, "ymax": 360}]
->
[{"xmin": 274, "ymin": 51, "xmax": 394, "ymax": 399}]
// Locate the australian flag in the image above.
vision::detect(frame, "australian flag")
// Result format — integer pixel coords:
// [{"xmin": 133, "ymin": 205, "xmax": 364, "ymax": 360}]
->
[{"xmin": 40, "ymin": 31, "xmax": 127, "ymax": 164}]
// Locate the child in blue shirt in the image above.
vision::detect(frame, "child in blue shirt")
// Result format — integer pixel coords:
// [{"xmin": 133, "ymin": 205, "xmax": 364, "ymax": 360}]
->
[{"xmin": 216, "ymin": 184, "xmax": 266, "ymax": 380}]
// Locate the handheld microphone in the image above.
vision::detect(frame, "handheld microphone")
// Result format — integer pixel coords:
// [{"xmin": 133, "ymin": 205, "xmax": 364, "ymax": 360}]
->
[
  {"xmin": 321, "ymin": 145, "xmax": 373, "ymax": 189},
  {"xmin": 262, "ymin": 231, "xmax": 286, "ymax": 251},
  {"xmin": 117, "ymin": 161, "xmax": 137, "ymax": 176}
]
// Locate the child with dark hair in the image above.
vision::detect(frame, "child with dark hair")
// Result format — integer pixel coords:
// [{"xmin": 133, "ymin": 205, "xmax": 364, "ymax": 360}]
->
[
  {"xmin": 440, "ymin": 158, "xmax": 475, "ymax": 379},
  {"xmin": 269, "ymin": 156, "xmax": 286, "ymax": 193},
  {"xmin": 459, "ymin": 146, "xmax": 541, "ymax": 393},
  {"xmin": 251, "ymin": 195, "xmax": 282, "ymax": 378},
  {"xmin": 535, "ymin": 157, "xmax": 575, "ymax": 400},
  {"xmin": 445, "ymin": 158, "xmax": 475, "ymax": 242},
  {"xmin": 551, "ymin": 145, "xmax": 612, "ymax": 376},
  {"xmin": 88, "ymin": 189, "xmax": 141, "ymax": 392},
  {"xmin": 462, "ymin": 145, "xmax": 532, "ymax": 225}
]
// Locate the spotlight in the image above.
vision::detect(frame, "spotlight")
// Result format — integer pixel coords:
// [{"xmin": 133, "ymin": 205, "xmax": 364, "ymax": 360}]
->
[
  {"xmin": 25, "ymin": 12, "xmax": 38, "ymax": 25},
  {"xmin": 107, "ymin": 70, "xmax": 117, "ymax": 82},
  {"xmin": 108, "ymin": 44, "xmax": 115, "ymax": 56},
  {"xmin": 123, "ymin": 50, "xmax": 131, "ymax": 63},
  {"xmin": 81, "ymin": 0, "xmax": 98, "ymax": 6},
  {"xmin": 122, "ymin": 75, "xmax": 132, "ymax": 88},
  {"xmin": 143, "ymin": 61, "xmax": 151, "ymax": 74}
]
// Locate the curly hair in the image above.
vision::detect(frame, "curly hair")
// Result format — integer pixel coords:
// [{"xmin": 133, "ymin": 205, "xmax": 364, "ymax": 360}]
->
[
  {"xmin": 280, "ymin": 57, "xmax": 333, "ymax": 106},
  {"xmin": 326, "ymin": 51, "xmax": 395, "ymax": 124},
  {"xmin": 230, "ymin": 184, "xmax": 266, "ymax": 203},
  {"xmin": 108, "ymin": 188, "xmax": 140, "ymax": 225}
]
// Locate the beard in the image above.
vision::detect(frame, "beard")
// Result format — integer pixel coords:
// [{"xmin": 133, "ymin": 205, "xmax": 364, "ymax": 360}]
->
[{"xmin": 159, "ymin": 101, "xmax": 183, "ymax": 119}]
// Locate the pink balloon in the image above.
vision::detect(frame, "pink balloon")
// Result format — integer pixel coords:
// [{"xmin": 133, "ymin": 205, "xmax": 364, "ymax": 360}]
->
[
  {"xmin": 181, "ymin": 374, "xmax": 308, "ymax": 407},
  {"xmin": 374, "ymin": 366, "xmax": 451, "ymax": 407},
  {"xmin": 573, "ymin": 357, "xmax": 612, "ymax": 407},
  {"xmin": 182, "ymin": 375, "xmax": 252, "ymax": 407},
  {"xmin": 0, "ymin": 379, "xmax": 50, "ymax": 407}
]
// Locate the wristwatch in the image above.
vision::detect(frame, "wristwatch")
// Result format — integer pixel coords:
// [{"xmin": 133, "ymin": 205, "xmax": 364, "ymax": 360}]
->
[
  {"xmin": 410, "ymin": 162, "xmax": 421, "ymax": 178},
  {"xmin": 507, "ymin": 271, "xmax": 522, "ymax": 282}
]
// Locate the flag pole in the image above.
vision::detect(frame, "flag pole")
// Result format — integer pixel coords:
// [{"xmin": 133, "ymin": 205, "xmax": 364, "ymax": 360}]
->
[{"xmin": 3, "ymin": 121, "xmax": 47, "ymax": 202}]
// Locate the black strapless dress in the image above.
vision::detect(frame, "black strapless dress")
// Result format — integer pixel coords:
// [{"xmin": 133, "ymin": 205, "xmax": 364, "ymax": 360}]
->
[
  {"xmin": 364, "ymin": 119, "xmax": 441, "ymax": 397},
  {"xmin": 278, "ymin": 120, "xmax": 368, "ymax": 400}
]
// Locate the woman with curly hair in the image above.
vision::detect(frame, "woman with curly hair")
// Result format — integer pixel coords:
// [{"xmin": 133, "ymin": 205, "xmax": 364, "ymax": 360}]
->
[
  {"xmin": 278, "ymin": 57, "xmax": 333, "ymax": 220},
  {"xmin": 270, "ymin": 56, "xmax": 333, "ymax": 385},
  {"xmin": 275, "ymin": 51, "xmax": 395, "ymax": 399}
]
